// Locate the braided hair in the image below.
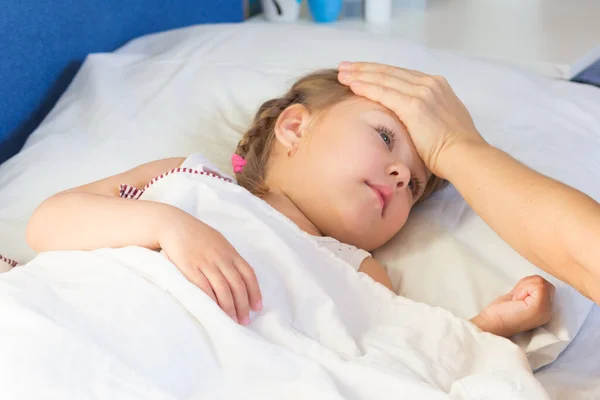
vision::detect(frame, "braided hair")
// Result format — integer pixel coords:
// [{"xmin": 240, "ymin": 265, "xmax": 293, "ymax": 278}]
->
[{"xmin": 234, "ymin": 69, "xmax": 353, "ymax": 197}]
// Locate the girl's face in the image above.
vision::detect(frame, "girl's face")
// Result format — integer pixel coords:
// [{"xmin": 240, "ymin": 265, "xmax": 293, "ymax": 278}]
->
[{"xmin": 282, "ymin": 97, "xmax": 430, "ymax": 251}]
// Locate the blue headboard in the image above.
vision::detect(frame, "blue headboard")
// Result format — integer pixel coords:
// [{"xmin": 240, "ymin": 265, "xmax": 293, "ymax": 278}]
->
[{"xmin": 0, "ymin": 0, "xmax": 243, "ymax": 164}]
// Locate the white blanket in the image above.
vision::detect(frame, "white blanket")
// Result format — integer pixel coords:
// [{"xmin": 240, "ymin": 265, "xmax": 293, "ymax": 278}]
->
[{"xmin": 0, "ymin": 169, "xmax": 548, "ymax": 399}]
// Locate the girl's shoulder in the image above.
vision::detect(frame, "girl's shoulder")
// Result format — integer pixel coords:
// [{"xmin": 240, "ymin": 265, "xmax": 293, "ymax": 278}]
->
[
  {"xmin": 119, "ymin": 154, "xmax": 234, "ymax": 200},
  {"xmin": 312, "ymin": 236, "xmax": 371, "ymax": 272},
  {"xmin": 181, "ymin": 153, "xmax": 234, "ymax": 182}
]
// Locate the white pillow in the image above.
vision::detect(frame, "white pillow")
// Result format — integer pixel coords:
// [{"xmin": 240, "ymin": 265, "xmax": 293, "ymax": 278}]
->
[{"xmin": 1, "ymin": 23, "xmax": 599, "ymax": 369}]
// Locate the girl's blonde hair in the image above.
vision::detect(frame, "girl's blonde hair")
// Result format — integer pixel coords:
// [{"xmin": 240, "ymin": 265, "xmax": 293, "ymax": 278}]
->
[{"xmin": 234, "ymin": 69, "xmax": 447, "ymax": 202}]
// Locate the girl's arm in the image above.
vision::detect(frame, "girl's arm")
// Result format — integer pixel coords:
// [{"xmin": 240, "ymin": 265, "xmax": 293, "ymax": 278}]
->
[
  {"xmin": 27, "ymin": 158, "xmax": 186, "ymax": 252},
  {"xmin": 359, "ymin": 257, "xmax": 393, "ymax": 290},
  {"xmin": 27, "ymin": 157, "xmax": 262, "ymax": 325},
  {"xmin": 358, "ymin": 257, "xmax": 555, "ymax": 338},
  {"xmin": 361, "ymin": 257, "xmax": 554, "ymax": 338}
]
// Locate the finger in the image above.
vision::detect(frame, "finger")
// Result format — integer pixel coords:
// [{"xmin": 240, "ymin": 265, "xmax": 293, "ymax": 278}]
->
[
  {"xmin": 491, "ymin": 292, "xmax": 513, "ymax": 305},
  {"xmin": 338, "ymin": 71, "xmax": 426, "ymax": 99},
  {"xmin": 519, "ymin": 275, "xmax": 543, "ymax": 283},
  {"xmin": 202, "ymin": 264, "xmax": 238, "ymax": 323},
  {"xmin": 188, "ymin": 269, "xmax": 218, "ymax": 304},
  {"xmin": 218, "ymin": 262, "xmax": 251, "ymax": 326},
  {"xmin": 510, "ymin": 280, "xmax": 534, "ymax": 301},
  {"xmin": 234, "ymin": 257, "xmax": 262, "ymax": 312},
  {"xmin": 159, "ymin": 250, "xmax": 217, "ymax": 303},
  {"xmin": 515, "ymin": 288, "xmax": 534, "ymax": 302},
  {"xmin": 511, "ymin": 281, "xmax": 536, "ymax": 301},
  {"xmin": 344, "ymin": 80, "xmax": 415, "ymax": 119},
  {"xmin": 339, "ymin": 61, "xmax": 426, "ymax": 81},
  {"xmin": 515, "ymin": 280, "xmax": 548, "ymax": 304},
  {"xmin": 510, "ymin": 275, "xmax": 543, "ymax": 297}
]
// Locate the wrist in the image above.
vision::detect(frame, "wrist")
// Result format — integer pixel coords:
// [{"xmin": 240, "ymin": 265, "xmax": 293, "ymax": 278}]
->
[
  {"xmin": 150, "ymin": 202, "xmax": 187, "ymax": 250},
  {"xmin": 435, "ymin": 135, "xmax": 490, "ymax": 181},
  {"xmin": 470, "ymin": 310, "xmax": 506, "ymax": 337}
]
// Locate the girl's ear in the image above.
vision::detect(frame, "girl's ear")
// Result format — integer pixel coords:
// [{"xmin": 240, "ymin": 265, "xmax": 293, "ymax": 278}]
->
[{"xmin": 273, "ymin": 103, "xmax": 311, "ymax": 150}]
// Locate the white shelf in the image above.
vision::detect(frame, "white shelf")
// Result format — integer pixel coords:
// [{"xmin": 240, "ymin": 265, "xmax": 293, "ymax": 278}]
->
[{"xmin": 250, "ymin": 0, "xmax": 600, "ymax": 79}]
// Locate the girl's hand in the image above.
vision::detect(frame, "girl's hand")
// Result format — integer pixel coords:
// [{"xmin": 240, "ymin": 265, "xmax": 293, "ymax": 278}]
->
[
  {"xmin": 337, "ymin": 61, "xmax": 487, "ymax": 178},
  {"xmin": 472, "ymin": 275, "xmax": 555, "ymax": 337},
  {"xmin": 157, "ymin": 209, "xmax": 262, "ymax": 326}
]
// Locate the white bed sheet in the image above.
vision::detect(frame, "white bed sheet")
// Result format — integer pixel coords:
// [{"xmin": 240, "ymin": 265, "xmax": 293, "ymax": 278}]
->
[{"xmin": 535, "ymin": 305, "xmax": 600, "ymax": 399}]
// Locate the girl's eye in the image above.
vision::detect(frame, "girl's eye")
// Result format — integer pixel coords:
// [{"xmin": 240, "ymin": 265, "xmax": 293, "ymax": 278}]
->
[{"xmin": 376, "ymin": 125, "xmax": 396, "ymax": 150}]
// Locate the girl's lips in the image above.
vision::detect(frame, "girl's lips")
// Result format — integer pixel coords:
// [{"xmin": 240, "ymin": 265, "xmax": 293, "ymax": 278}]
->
[
  {"xmin": 370, "ymin": 185, "xmax": 384, "ymax": 209},
  {"xmin": 367, "ymin": 182, "xmax": 392, "ymax": 213}
]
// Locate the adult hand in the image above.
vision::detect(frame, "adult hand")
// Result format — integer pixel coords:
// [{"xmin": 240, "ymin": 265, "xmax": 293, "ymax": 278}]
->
[{"xmin": 338, "ymin": 61, "xmax": 486, "ymax": 178}]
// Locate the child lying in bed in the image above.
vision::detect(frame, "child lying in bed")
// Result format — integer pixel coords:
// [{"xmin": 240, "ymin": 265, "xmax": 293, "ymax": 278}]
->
[{"xmin": 26, "ymin": 69, "xmax": 554, "ymax": 338}]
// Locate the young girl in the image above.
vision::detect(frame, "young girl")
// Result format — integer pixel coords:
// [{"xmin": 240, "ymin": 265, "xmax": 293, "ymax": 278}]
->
[{"xmin": 27, "ymin": 69, "xmax": 554, "ymax": 337}]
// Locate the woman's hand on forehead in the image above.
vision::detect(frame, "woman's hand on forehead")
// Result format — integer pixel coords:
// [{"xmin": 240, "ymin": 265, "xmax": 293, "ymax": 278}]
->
[{"xmin": 337, "ymin": 61, "xmax": 485, "ymax": 178}]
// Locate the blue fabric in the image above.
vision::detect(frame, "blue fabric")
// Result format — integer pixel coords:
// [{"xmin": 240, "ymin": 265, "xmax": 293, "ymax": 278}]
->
[
  {"xmin": 572, "ymin": 58, "xmax": 600, "ymax": 88},
  {"xmin": 0, "ymin": 0, "xmax": 243, "ymax": 164}
]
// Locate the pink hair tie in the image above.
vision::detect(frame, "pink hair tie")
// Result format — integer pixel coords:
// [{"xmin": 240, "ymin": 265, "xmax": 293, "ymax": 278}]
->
[{"xmin": 231, "ymin": 153, "xmax": 247, "ymax": 173}]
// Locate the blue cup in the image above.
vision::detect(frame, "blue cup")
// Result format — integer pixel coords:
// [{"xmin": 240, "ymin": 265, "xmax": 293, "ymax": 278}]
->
[{"xmin": 308, "ymin": 0, "xmax": 343, "ymax": 23}]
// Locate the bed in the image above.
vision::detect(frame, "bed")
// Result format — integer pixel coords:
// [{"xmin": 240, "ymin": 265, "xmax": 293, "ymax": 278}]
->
[{"xmin": 1, "ymin": 2, "xmax": 599, "ymax": 399}]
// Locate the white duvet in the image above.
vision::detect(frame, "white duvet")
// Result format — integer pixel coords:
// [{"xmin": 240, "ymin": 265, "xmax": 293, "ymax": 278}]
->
[{"xmin": 0, "ymin": 161, "xmax": 548, "ymax": 399}]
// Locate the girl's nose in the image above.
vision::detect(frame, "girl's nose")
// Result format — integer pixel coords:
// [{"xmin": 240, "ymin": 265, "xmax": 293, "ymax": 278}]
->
[{"xmin": 388, "ymin": 162, "xmax": 411, "ymax": 190}]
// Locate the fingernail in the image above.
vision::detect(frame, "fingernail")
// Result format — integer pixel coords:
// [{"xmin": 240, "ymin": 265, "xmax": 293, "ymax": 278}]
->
[
  {"xmin": 338, "ymin": 61, "xmax": 352, "ymax": 70},
  {"xmin": 254, "ymin": 300, "xmax": 263, "ymax": 311},
  {"xmin": 233, "ymin": 315, "xmax": 238, "ymax": 324},
  {"xmin": 240, "ymin": 316, "xmax": 250, "ymax": 326}
]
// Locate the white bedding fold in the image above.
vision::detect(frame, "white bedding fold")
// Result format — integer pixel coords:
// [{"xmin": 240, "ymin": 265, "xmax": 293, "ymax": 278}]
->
[{"xmin": 0, "ymin": 170, "xmax": 548, "ymax": 399}]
